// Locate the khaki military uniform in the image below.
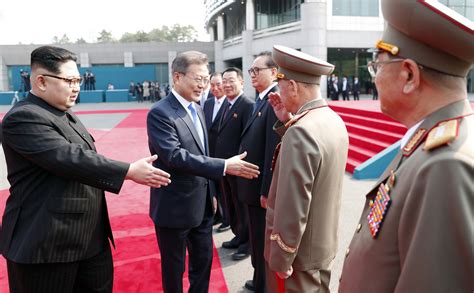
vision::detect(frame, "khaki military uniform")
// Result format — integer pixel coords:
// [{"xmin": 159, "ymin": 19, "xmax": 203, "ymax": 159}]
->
[
  {"xmin": 339, "ymin": 100, "xmax": 473, "ymax": 292},
  {"xmin": 264, "ymin": 98, "xmax": 349, "ymax": 292}
]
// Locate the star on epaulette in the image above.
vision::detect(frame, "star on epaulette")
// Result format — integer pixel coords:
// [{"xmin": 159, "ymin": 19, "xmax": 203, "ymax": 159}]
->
[{"xmin": 424, "ymin": 119, "xmax": 459, "ymax": 151}]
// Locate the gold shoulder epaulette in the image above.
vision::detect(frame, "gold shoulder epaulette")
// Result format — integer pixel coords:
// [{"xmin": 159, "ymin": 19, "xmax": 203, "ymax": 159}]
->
[{"xmin": 424, "ymin": 119, "xmax": 459, "ymax": 151}]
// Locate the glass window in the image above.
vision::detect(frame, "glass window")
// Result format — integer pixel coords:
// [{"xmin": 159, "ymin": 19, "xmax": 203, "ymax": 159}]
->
[
  {"xmin": 433, "ymin": 0, "xmax": 473, "ymax": 20},
  {"xmin": 333, "ymin": 0, "xmax": 379, "ymax": 16},
  {"xmin": 224, "ymin": 3, "xmax": 246, "ymax": 39},
  {"xmin": 256, "ymin": 0, "xmax": 303, "ymax": 30}
]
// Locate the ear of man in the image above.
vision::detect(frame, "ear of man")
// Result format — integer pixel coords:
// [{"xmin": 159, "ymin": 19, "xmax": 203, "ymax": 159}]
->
[{"xmin": 400, "ymin": 59, "xmax": 421, "ymax": 95}]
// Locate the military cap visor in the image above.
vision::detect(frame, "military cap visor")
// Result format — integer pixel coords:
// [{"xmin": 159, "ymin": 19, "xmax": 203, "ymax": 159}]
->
[{"xmin": 376, "ymin": 0, "xmax": 473, "ymax": 77}]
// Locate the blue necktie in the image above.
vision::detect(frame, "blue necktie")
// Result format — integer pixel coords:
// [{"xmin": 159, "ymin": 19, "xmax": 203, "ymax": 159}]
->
[
  {"xmin": 188, "ymin": 103, "xmax": 205, "ymax": 150},
  {"xmin": 253, "ymin": 97, "xmax": 262, "ymax": 114}
]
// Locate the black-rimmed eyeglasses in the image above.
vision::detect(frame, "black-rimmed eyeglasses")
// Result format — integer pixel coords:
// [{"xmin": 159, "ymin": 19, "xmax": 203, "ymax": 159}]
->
[
  {"xmin": 248, "ymin": 67, "xmax": 273, "ymax": 76},
  {"xmin": 42, "ymin": 74, "xmax": 83, "ymax": 88}
]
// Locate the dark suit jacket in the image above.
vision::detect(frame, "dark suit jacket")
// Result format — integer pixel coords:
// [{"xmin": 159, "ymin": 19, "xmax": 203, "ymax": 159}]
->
[
  {"xmin": 237, "ymin": 87, "xmax": 281, "ymax": 206},
  {"xmin": 147, "ymin": 93, "xmax": 225, "ymax": 229},
  {"xmin": 0, "ymin": 93, "xmax": 129, "ymax": 264},
  {"xmin": 203, "ymin": 96, "xmax": 228, "ymax": 157},
  {"xmin": 214, "ymin": 95, "xmax": 254, "ymax": 159}
]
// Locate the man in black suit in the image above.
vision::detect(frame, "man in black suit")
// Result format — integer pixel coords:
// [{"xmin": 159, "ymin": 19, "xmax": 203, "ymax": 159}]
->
[
  {"xmin": 204, "ymin": 72, "xmax": 230, "ymax": 232},
  {"xmin": 214, "ymin": 67, "xmax": 254, "ymax": 261},
  {"xmin": 353, "ymin": 76, "xmax": 360, "ymax": 100},
  {"xmin": 237, "ymin": 51, "xmax": 281, "ymax": 292},
  {"xmin": 0, "ymin": 45, "xmax": 171, "ymax": 293},
  {"xmin": 146, "ymin": 52, "xmax": 259, "ymax": 293}
]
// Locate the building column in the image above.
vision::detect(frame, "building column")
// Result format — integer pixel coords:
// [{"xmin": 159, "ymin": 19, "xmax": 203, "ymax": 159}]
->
[
  {"xmin": 168, "ymin": 51, "xmax": 177, "ymax": 87},
  {"xmin": 246, "ymin": 0, "xmax": 255, "ymax": 30},
  {"xmin": 124, "ymin": 52, "xmax": 134, "ymax": 67},
  {"xmin": 208, "ymin": 26, "xmax": 215, "ymax": 42},
  {"xmin": 217, "ymin": 15, "xmax": 225, "ymax": 41},
  {"xmin": 242, "ymin": 30, "xmax": 255, "ymax": 99},
  {"xmin": 80, "ymin": 52, "xmax": 90, "ymax": 68},
  {"xmin": 301, "ymin": 0, "xmax": 329, "ymax": 98},
  {"xmin": 0, "ymin": 56, "xmax": 8, "ymax": 91},
  {"xmin": 214, "ymin": 40, "xmax": 225, "ymax": 73}
]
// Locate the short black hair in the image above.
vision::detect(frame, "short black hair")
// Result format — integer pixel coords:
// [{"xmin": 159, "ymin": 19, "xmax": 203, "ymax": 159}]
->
[
  {"xmin": 172, "ymin": 51, "xmax": 209, "ymax": 74},
  {"xmin": 31, "ymin": 46, "xmax": 77, "ymax": 74},
  {"xmin": 257, "ymin": 51, "xmax": 278, "ymax": 69},
  {"xmin": 222, "ymin": 67, "xmax": 243, "ymax": 79},
  {"xmin": 210, "ymin": 71, "xmax": 222, "ymax": 79}
]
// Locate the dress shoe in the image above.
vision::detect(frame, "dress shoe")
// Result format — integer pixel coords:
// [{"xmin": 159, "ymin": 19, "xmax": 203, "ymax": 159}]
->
[
  {"xmin": 232, "ymin": 250, "xmax": 250, "ymax": 261},
  {"xmin": 244, "ymin": 280, "xmax": 255, "ymax": 291},
  {"xmin": 222, "ymin": 236, "xmax": 240, "ymax": 249},
  {"xmin": 216, "ymin": 223, "xmax": 230, "ymax": 233}
]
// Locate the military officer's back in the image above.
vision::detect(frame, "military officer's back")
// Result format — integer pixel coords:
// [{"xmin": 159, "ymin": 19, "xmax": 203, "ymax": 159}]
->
[{"xmin": 339, "ymin": 0, "xmax": 473, "ymax": 292}]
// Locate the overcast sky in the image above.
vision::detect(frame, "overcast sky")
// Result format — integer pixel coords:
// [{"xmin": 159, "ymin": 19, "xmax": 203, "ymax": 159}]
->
[{"xmin": 0, "ymin": 0, "xmax": 210, "ymax": 45}]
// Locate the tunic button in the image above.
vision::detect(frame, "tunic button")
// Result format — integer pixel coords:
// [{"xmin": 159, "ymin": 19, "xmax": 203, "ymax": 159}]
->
[
  {"xmin": 345, "ymin": 248, "xmax": 350, "ymax": 257},
  {"xmin": 356, "ymin": 223, "xmax": 362, "ymax": 232}
]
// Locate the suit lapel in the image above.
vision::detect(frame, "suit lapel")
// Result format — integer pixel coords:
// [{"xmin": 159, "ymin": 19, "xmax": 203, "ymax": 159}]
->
[
  {"xmin": 170, "ymin": 94, "xmax": 206, "ymax": 155},
  {"xmin": 204, "ymin": 98, "xmax": 214, "ymax": 128},
  {"xmin": 212, "ymin": 98, "xmax": 228, "ymax": 129},
  {"xmin": 65, "ymin": 111, "xmax": 96, "ymax": 150}
]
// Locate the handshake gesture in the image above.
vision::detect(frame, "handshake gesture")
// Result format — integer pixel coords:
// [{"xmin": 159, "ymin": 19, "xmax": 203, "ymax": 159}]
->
[{"xmin": 125, "ymin": 152, "xmax": 260, "ymax": 188}]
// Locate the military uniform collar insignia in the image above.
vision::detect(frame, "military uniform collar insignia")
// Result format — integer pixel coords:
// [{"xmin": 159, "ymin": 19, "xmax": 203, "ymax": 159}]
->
[{"xmin": 402, "ymin": 128, "xmax": 427, "ymax": 157}]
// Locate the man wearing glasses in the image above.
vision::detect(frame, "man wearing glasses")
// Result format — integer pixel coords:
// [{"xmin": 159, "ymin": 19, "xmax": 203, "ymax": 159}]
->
[
  {"xmin": 339, "ymin": 0, "xmax": 473, "ymax": 292},
  {"xmin": 236, "ymin": 51, "xmax": 281, "ymax": 292},
  {"xmin": 0, "ymin": 45, "xmax": 172, "ymax": 292},
  {"xmin": 147, "ymin": 51, "xmax": 259, "ymax": 292}
]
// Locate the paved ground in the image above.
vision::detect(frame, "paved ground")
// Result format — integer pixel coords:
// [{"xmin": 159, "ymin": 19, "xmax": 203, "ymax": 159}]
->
[{"xmin": 0, "ymin": 99, "xmax": 377, "ymax": 292}]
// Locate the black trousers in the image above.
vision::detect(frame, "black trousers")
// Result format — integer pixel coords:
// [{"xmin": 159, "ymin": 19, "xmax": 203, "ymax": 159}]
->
[
  {"xmin": 155, "ymin": 208, "xmax": 214, "ymax": 293},
  {"xmin": 7, "ymin": 246, "xmax": 113, "ymax": 293},
  {"xmin": 221, "ymin": 175, "xmax": 249, "ymax": 246},
  {"xmin": 247, "ymin": 204, "xmax": 267, "ymax": 293}
]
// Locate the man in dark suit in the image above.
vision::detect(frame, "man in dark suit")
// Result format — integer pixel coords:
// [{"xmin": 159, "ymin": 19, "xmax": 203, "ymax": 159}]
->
[
  {"xmin": 204, "ymin": 72, "xmax": 230, "ymax": 232},
  {"xmin": 0, "ymin": 45, "xmax": 171, "ymax": 293},
  {"xmin": 238, "ymin": 52, "xmax": 281, "ymax": 292},
  {"xmin": 146, "ymin": 51, "xmax": 259, "ymax": 293},
  {"xmin": 214, "ymin": 67, "xmax": 254, "ymax": 261},
  {"xmin": 352, "ymin": 76, "xmax": 360, "ymax": 100}
]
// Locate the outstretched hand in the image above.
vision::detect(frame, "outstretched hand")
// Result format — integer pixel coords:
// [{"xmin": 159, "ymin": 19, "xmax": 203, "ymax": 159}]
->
[
  {"xmin": 268, "ymin": 92, "xmax": 292, "ymax": 122},
  {"xmin": 225, "ymin": 152, "xmax": 260, "ymax": 179},
  {"xmin": 126, "ymin": 155, "xmax": 171, "ymax": 188}
]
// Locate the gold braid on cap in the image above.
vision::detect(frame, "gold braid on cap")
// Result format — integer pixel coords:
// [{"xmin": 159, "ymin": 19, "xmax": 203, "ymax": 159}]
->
[{"xmin": 376, "ymin": 40, "xmax": 399, "ymax": 55}]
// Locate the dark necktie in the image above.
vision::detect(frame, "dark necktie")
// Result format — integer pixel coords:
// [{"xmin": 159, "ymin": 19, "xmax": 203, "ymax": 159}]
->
[
  {"xmin": 252, "ymin": 97, "xmax": 263, "ymax": 114},
  {"xmin": 219, "ymin": 103, "xmax": 231, "ymax": 128}
]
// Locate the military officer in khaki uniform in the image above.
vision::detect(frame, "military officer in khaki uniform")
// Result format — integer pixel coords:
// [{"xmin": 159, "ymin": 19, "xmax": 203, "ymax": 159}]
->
[
  {"xmin": 264, "ymin": 45, "xmax": 349, "ymax": 292},
  {"xmin": 339, "ymin": 1, "xmax": 473, "ymax": 292}
]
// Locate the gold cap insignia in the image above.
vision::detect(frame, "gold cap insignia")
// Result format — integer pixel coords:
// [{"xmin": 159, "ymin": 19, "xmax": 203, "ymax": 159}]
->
[{"xmin": 376, "ymin": 40, "xmax": 400, "ymax": 55}]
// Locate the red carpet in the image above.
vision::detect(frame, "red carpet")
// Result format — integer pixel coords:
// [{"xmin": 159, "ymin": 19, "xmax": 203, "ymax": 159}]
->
[{"xmin": 0, "ymin": 109, "xmax": 228, "ymax": 292}]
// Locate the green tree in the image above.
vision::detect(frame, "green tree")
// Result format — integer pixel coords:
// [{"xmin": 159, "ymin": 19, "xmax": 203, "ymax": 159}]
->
[
  {"xmin": 52, "ymin": 34, "xmax": 71, "ymax": 44},
  {"xmin": 75, "ymin": 37, "xmax": 87, "ymax": 44},
  {"xmin": 97, "ymin": 30, "xmax": 115, "ymax": 43},
  {"xmin": 119, "ymin": 24, "xmax": 198, "ymax": 43}
]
